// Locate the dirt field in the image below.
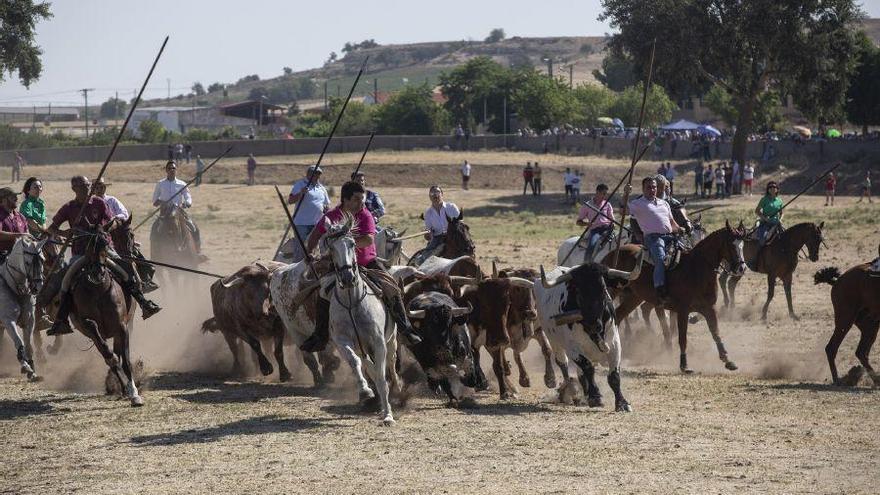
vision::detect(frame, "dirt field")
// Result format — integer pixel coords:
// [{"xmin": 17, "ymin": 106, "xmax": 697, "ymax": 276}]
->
[{"xmin": 0, "ymin": 150, "xmax": 878, "ymax": 494}]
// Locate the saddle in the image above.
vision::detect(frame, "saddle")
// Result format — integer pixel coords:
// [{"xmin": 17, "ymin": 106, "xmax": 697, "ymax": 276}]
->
[{"xmin": 640, "ymin": 237, "xmax": 686, "ymax": 271}]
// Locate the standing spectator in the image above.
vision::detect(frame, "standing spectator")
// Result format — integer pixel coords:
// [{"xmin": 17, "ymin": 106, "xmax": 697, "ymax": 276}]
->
[
  {"xmin": 702, "ymin": 164, "xmax": 714, "ymax": 199},
  {"xmin": 464, "ymin": 126, "xmax": 471, "ymax": 150},
  {"xmin": 670, "ymin": 134, "xmax": 678, "ymax": 157},
  {"xmin": 246, "ymin": 154, "xmax": 257, "ymax": 186},
  {"xmin": 174, "ymin": 143, "xmax": 184, "ymax": 162},
  {"xmin": 184, "ymin": 144, "xmax": 193, "ymax": 164},
  {"xmin": 194, "ymin": 154, "xmax": 205, "ymax": 186},
  {"xmin": 656, "ymin": 162, "xmax": 667, "ymax": 177},
  {"xmin": 723, "ymin": 162, "xmax": 733, "ymax": 198},
  {"xmin": 743, "ymin": 161, "xmax": 755, "ymax": 196},
  {"xmin": 533, "ymin": 162, "xmax": 543, "ymax": 196},
  {"xmin": 351, "ymin": 171, "xmax": 385, "ymax": 221},
  {"xmin": 563, "ymin": 167, "xmax": 574, "ymax": 200},
  {"xmin": 570, "ymin": 171, "xmax": 582, "ymax": 204},
  {"xmin": 857, "ymin": 170, "xmax": 873, "ymax": 203},
  {"xmin": 454, "ymin": 124, "xmax": 464, "ymax": 150},
  {"xmin": 664, "ymin": 162, "xmax": 676, "ymax": 196},
  {"xmin": 461, "ymin": 160, "xmax": 471, "ymax": 190},
  {"xmin": 694, "ymin": 161, "xmax": 704, "ymax": 198},
  {"xmin": 12, "ymin": 152, "xmax": 24, "ymax": 183},
  {"xmin": 522, "ymin": 162, "xmax": 534, "ymax": 195},
  {"xmin": 825, "ymin": 171, "xmax": 837, "ymax": 206},
  {"xmin": 714, "ymin": 164, "xmax": 726, "ymax": 199}
]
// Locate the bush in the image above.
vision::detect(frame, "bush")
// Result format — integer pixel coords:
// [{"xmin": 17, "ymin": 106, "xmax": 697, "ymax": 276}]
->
[
  {"xmin": 138, "ymin": 119, "xmax": 165, "ymax": 143},
  {"xmin": 184, "ymin": 129, "xmax": 216, "ymax": 142}
]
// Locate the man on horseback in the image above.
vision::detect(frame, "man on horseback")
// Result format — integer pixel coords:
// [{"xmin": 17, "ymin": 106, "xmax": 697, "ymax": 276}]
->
[
  {"xmin": 0, "ymin": 187, "xmax": 32, "ymax": 259},
  {"xmin": 45, "ymin": 176, "xmax": 161, "ymax": 336},
  {"xmin": 351, "ymin": 171, "xmax": 385, "ymax": 222},
  {"xmin": 624, "ymin": 177, "xmax": 682, "ymax": 301},
  {"xmin": 152, "ymin": 161, "xmax": 201, "ymax": 252},
  {"xmin": 412, "ymin": 185, "xmax": 460, "ymax": 266},
  {"xmin": 299, "ymin": 181, "xmax": 421, "ymax": 353},
  {"xmin": 754, "ymin": 181, "xmax": 784, "ymax": 252},
  {"xmin": 576, "ymin": 183, "xmax": 614, "ymax": 261}
]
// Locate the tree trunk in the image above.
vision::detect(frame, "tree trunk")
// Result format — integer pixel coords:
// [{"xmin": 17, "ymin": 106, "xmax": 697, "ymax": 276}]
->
[
  {"xmin": 731, "ymin": 95, "xmax": 757, "ymax": 167},
  {"xmin": 864, "ymin": 124, "xmax": 869, "ymax": 136}
]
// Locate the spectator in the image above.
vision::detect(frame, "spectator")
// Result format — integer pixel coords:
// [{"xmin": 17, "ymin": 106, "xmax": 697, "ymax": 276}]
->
[
  {"xmin": 563, "ymin": 167, "xmax": 574, "ymax": 200},
  {"xmin": 694, "ymin": 161, "xmax": 704, "ymax": 198},
  {"xmin": 723, "ymin": 162, "xmax": 733, "ymax": 198},
  {"xmin": 857, "ymin": 170, "xmax": 873, "ymax": 204},
  {"xmin": 570, "ymin": 171, "xmax": 582, "ymax": 204},
  {"xmin": 533, "ymin": 162, "xmax": 543, "ymax": 196},
  {"xmin": 825, "ymin": 171, "xmax": 837, "ymax": 207},
  {"xmin": 743, "ymin": 161, "xmax": 755, "ymax": 196},
  {"xmin": 702, "ymin": 164, "xmax": 714, "ymax": 199},
  {"xmin": 714, "ymin": 164, "xmax": 726, "ymax": 199},
  {"xmin": 657, "ymin": 162, "xmax": 667, "ymax": 177},
  {"xmin": 522, "ymin": 162, "xmax": 534, "ymax": 195},
  {"xmin": 664, "ymin": 162, "xmax": 676, "ymax": 196},
  {"xmin": 454, "ymin": 124, "xmax": 464, "ymax": 150},
  {"xmin": 194, "ymin": 154, "xmax": 205, "ymax": 187},
  {"xmin": 464, "ymin": 126, "xmax": 471, "ymax": 150},
  {"xmin": 460, "ymin": 159, "xmax": 471, "ymax": 190},
  {"xmin": 174, "ymin": 143, "xmax": 184, "ymax": 162},
  {"xmin": 184, "ymin": 144, "xmax": 192, "ymax": 164},
  {"xmin": 246, "ymin": 154, "xmax": 257, "ymax": 186},
  {"xmin": 12, "ymin": 152, "xmax": 24, "ymax": 183}
]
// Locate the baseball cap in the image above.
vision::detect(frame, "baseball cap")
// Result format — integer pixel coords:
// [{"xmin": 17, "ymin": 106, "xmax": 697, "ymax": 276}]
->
[{"xmin": 0, "ymin": 187, "xmax": 21, "ymax": 199}]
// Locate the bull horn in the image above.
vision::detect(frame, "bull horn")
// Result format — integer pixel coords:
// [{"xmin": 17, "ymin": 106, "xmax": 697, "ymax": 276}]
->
[
  {"xmin": 220, "ymin": 276, "xmax": 242, "ymax": 288},
  {"xmin": 407, "ymin": 309, "xmax": 426, "ymax": 319},
  {"xmin": 458, "ymin": 284, "xmax": 478, "ymax": 299},
  {"xmin": 450, "ymin": 302, "xmax": 473, "ymax": 316},
  {"xmin": 609, "ymin": 249, "xmax": 645, "ymax": 281},
  {"xmin": 507, "ymin": 277, "xmax": 534, "ymax": 289},
  {"xmin": 540, "ymin": 265, "xmax": 572, "ymax": 289},
  {"xmin": 492, "ymin": 260, "xmax": 498, "ymax": 278},
  {"xmin": 448, "ymin": 276, "xmax": 479, "ymax": 286}
]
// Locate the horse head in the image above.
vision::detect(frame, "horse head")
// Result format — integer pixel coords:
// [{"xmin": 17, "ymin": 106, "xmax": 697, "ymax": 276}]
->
[
  {"xmin": 805, "ymin": 221, "xmax": 825, "ymax": 262},
  {"xmin": 7, "ymin": 236, "xmax": 48, "ymax": 296},
  {"xmin": 444, "ymin": 211, "xmax": 475, "ymax": 257},
  {"xmin": 111, "ymin": 215, "xmax": 136, "ymax": 257},
  {"xmin": 723, "ymin": 220, "xmax": 747, "ymax": 276},
  {"xmin": 320, "ymin": 214, "xmax": 357, "ymax": 289},
  {"xmin": 690, "ymin": 213, "xmax": 707, "ymax": 245}
]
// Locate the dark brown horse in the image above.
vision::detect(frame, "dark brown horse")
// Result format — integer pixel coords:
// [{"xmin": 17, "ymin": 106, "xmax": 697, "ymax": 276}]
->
[
  {"xmin": 719, "ymin": 222, "xmax": 824, "ymax": 321},
  {"xmin": 31, "ymin": 237, "xmax": 63, "ymax": 358},
  {"xmin": 815, "ymin": 263, "xmax": 880, "ymax": 386},
  {"xmin": 150, "ymin": 203, "xmax": 199, "ymax": 287},
  {"xmin": 605, "ymin": 221, "xmax": 747, "ymax": 373}
]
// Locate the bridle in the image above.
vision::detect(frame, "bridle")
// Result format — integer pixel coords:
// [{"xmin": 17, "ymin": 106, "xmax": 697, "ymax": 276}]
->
[{"xmin": 2, "ymin": 241, "xmax": 45, "ymax": 296}]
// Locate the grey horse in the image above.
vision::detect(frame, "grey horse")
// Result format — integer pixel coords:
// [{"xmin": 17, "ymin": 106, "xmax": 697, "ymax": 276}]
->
[{"xmin": 0, "ymin": 237, "xmax": 47, "ymax": 381}]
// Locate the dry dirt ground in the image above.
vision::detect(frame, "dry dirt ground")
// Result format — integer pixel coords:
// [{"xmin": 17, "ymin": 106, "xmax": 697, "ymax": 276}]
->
[{"xmin": 0, "ymin": 151, "xmax": 878, "ymax": 494}]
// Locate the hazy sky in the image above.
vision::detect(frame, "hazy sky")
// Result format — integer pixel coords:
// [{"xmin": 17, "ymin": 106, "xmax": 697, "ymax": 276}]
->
[{"xmin": 1, "ymin": 0, "xmax": 878, "ymax": 107}]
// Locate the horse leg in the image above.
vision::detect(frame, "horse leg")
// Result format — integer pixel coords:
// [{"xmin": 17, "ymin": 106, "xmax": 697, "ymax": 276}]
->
[
  {"xmin": 640, "ymin": 303, "xmax": 653, "ymax": 331},
  {"xmin": 703, "ymin": 308, "xmax": 737, "ymax": 371},
  {"xmin": 47, "ymin": 335, "xmax": 63, "ymax": 356},
  {"xmin": 826, "ymin": 312, "xmax": 855, "ymax": 385},
  {"xmin": 221, "ymin": 331, "xmax": 245, "ymax": 377},
  {"xmin": 1, "ymin": 316, "xmax": 35, "ymax": 379},
  {"xmin": 573, "ymin": 355, "xmax": 602, "ymax": 407},
  {"xmin": 854, "ymin": 316, "xmax": 880, "ymax": 386},
  {"xmin": 113, "ymin": 330, "xmax": 143, "ymax": 407},
  {"xmin": 782, "ymin": 274, "xmax": 799, "ymax": 321},
  {"xmin": 719, "ymin": 272, "xmax": 730, "ymax": 308},
  {"xmin": 80, "ymin": 319, "xmax": 126, "ymax": 394},
  {"xmin": 335, "ymin": 340, "xmax": 374, "ymax": 403},
  {"xmin": 728, "ymin": 275, "xmax": 741, "ymax": 308},
  {"xmin": 676, "ymin": 311, "xmax": 693, "ymax": 374},
  {"xmin": 655, "ymin": 308, "xmax": 673, "ymax": 349},
  {"xmin": 318, "ymin": 348, "xmax": 340, "ymax": 384},
  {"xmin": 241, "ymin": 332, "xmax": 273, "ymax": 376},
  {"xmin": 761, "ymin": 274, "xmax": 776, "ymax": 321},
  {"xmin": 535, "ymin": 328, "xmax": 557, "ymax": 389},
  {"xmin": 31, "ymin": 326, "xmax": 46, "ymax": 364},
  {"xmin": 385, "ymin": 334, "xmax": 402, "ymax": 400},
  {"xmin": 301, "ymin": 351, "xmax": 324, "ymax": 387},
  {"xmin": 369, "ymin": 337, "xmax": 394, "ymax": 426}
]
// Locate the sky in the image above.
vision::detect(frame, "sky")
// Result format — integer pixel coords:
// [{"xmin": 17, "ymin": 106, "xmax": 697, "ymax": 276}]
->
[{"xmin": 1, "ymin": 0, "xmax": 878, "ymax": 107}]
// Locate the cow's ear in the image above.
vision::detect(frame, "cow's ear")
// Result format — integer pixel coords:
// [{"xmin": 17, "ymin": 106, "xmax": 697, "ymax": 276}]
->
[{"xmin": 457, "ymin": 211, "xmax": 464, "ymax": 221}]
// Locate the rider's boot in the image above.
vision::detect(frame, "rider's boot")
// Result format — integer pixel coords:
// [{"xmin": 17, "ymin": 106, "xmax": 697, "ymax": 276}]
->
[
  {"xmin": 300, "ymin": 296, "xmax": 330, "ymax": 353},
  {"xmin": 46, "ymin": 292, "xmax": 75, "ymax": 336},
  {"xmin": 123, "ymin": 279, "xmax": 162, "ymax": 320},
  {"xmin": 387, "ymin": 294, "xmax": 423, "ymax": 346}
]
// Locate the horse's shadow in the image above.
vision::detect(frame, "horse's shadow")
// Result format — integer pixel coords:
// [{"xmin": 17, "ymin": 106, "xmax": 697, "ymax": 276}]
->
[
  {"xmin": 129, "ymin": 415, "xmax": 339, "ymax": 447},
  {"xmin": 755, "ymin": 382, "xmax": 878, "ymax": 394},
  {"xmin": 150, "ymin": 372, "xmax": 323, "ymax": 404},
  {"xmin": 0, "ymin": 398, "xmax": 56, "ymax": 420}
]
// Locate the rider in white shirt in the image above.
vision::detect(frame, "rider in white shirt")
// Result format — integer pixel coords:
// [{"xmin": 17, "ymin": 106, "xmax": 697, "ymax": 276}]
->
[
  {"xmin": 414, "ymin": 185, "xmax": 460, "ymax": 265},
  {"xmin": 93, "ymin": 178, "xmax": 129, "ymax": 220},
  {"xmin": 151, "ymin": 161, "xmax": 200, "ymax": 250}
]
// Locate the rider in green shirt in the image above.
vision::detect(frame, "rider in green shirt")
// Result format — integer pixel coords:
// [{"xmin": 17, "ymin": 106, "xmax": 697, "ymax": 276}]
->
[
  {"xmin": 755, "ymin": 181, "xmax": 784, "ymax": 247},
  {"xmin": 20, "ymin": 177, "xmax": 46, "ymax": 235}
]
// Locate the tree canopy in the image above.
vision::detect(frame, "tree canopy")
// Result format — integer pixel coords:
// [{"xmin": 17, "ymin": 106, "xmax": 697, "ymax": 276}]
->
[
  {"xmin": 592, "ymin": 50, "xmax": 637, "ymax": 91},
  {"xmin": 0, "ymin": 0, "xmax": 52, "ymax": 87},
  {"xmin": 374, "ymin": 85, "xmax": 449, "ymax": 135},
  {"xmin": 99, "ymin": 97, "xmax": 128, "ymax": 119},
  {"xmin": 845, "ymin": 32, "xmax": 880, "ymax": 134},
  {"xmin": 485, "ymin": 28, "xmax": 506, "ymax": 43}
]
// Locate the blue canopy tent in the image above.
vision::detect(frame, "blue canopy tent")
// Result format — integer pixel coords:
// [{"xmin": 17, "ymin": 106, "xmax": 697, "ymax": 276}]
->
[
  {"xmin": 697, "ymin": 124, "xmax": 721, "ymax": 136},
  {"xmin": 611, "ymin": 118, "xmax": 625, "ymax": 128},
  {"xmin": 659, "ymin": 119, "xmax": 701, "ymax": 131}
]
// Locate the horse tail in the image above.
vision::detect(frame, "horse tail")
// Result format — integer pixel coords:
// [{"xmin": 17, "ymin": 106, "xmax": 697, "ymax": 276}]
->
[
  {"xmin": 813, "ymin": 267, "xmax": 841, "ymax": 286},
  {"xmin": 201, "ymin": 317, "xmax": 221, "ymax": 333}
]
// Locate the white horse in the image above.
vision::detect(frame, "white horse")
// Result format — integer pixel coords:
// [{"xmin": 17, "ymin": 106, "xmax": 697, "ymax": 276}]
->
[
  {"xmin": 0, "ymin": 237, "xmax": 47, "ymax": 381},
  {"xmin": 321, "ymin": 216, "xmax": 400, "ymax": 425}
]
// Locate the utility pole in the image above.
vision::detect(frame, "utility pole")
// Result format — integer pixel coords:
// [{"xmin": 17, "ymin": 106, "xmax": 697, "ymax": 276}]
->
[
  {"xmin": 167, "ymin": 78, "xmax": 171, "ymax": 99},
  {"xmin": 115, "ymin": 91, "xmax": 119, "ymax": 120},
  {"xmin": 323, "ymin": 81, "xmax": 328, "ymax": 113},
  {"xmin": 502, "ymin": 95, "xmax": 507, "ymax": 147},
  {"xmin": 483, "ymin": 97, "xmax": 487, "ymax": 127},
  {"xmin": 569, "ymin": 64, "xmax": 574, "ymax": 90},
  {"xmin": 373, "ymin": 78, "xmax": 378, "ymax": 104},
  {"xmin": 80, "ymin": 88, "xmax": 94, "ymax": 138}
]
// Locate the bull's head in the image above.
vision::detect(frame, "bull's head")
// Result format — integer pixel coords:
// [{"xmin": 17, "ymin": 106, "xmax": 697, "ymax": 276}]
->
[{"xmin": 406, "ymin": 296, "xmax": 477, "ymax": 396}]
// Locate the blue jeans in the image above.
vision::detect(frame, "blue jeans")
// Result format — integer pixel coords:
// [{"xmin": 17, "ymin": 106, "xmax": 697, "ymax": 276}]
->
[
  {"xmin": 586, "ymin": 225, "xmax": 612, "ymax": 252},
  {"xmin": 295, "ymin": 224, "xmax": 315, "ymax": 243},
  {"xmin": 755, "ymin": 220, "xmax": 778, "ymax": 247},
  {"xmin": 645, "ymin": 233, "xmax": 674, "ymax": 288}
]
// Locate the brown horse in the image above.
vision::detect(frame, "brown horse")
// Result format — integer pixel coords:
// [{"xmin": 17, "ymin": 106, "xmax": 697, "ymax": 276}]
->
[
  {"xmin": 719, "ymin": 222, "xmax": 824, "ymax": 321},
  {"xmin": 31, "ymin": 237, "xmax": 63, "ymax": 358},
  {"xmin": 408, "ymin": 211, "xmax": 475, "ymax": 266},
  {"xmin": 150, "ymin": 203, "xmax": 199, "ymax": 287},
  {"xmin": 814, "ymin": 263, "xmax": 880, "ymax": 386},
  {"xmin": 605, "ymin": 221, "xmax": 747, "ymax": 373}
]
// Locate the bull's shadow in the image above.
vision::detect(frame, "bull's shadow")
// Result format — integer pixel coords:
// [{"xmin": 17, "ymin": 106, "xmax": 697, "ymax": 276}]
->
[
  {"xmin": 150, "ymin": 372, "xmax": 324, "ymax": 404},
  {"xmin": 744, "ymin": 382, "xmax": 879, "ymax": 394},
  {"xmin": 129, "ymin": 415, "xmax": 339, "ymax": 447}
]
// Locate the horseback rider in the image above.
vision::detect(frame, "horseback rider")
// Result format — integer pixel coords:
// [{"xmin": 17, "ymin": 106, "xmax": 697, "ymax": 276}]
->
[
  {"xmin": 412, "ymin": 185, "xmax": 460, "ymax": 265},
  {"xmin": 576, "ymin": 183, "xmax": 614, "ymax": 261},
  {"xmin": 20, "ymin": 178, "xmax": 47, "ymax": 237},
  {"xmin": 299, "ymin": 181, "xmax": 421, "ymax": 353},
  {"xmin": 46, "ymin": 176, "xmax": 161, "ymax": 336},
  {"xmin": 624, "ymin": 177, "xmax": 683, "ymax": 301},
  {"xmin": 0, "ymin": 187, "xmax": 33, "ymax": 263},
  {"xmin": 351, "ymin": 171, "xmax": 385, "ymax": 222},
  {"xmin": 755, "ymin": 181, "xmax": 784, "ymax": 248},
  {"xmin": 655, "ymin": 174, "xmax": 694, "ymax": 237},
  {"xmin": 94, "ymin": 177, "xmax": 158, "ymax": 293},
  {"xmin": 282, "ymin": 165, "xmax": 330, "ymax": 263},
  {"xmin": 152, "ymin": 160, "xmax": 201, "ymax": 252}
]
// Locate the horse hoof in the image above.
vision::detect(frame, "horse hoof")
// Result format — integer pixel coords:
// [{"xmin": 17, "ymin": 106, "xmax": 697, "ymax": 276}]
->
[
  {"xmin": 544, "ymin": 375, "xmax": 558, "ymax": 389},
  {"xmin": 500, "ymin": 391, "xmax": 517, "ymax": 400},
  {"xmin": 381, "ymin": 416, "xmax": 396, "ymax": 427},
  {"xmin": 474, "ymin": 381, "xmax": 489, "ymax": 392},
  {"xmin": 279, "ymin": 371, "xmax": 292, "ymax": 382},
  {"xmin": 790, "ymin": 314, "xmax": 800, "ymax": 322},
  {"xmin": 519, "ymin": 376, "xmax": 531, "ymax": 388},
  {"xmin": 587, "ymin": 395, "xmax": 604, "ymax": 408},
  {"xmin": 725, "ymin": 361, "xmax": 739, "ymax": 371},
  {"xmin": 615, "ymin": 402, "xmax": 633, "ymax": 413},
  {"xmin": 259, "ymin": 363, "xmax": 274, "ymax": 376},
  {"xmin": 680, "ymin": 368, "xmax": 695, "ymax": 375},
  {"xmin": 130, "ymin": 396, "xmax": 145, "ymax": 407},
  {"xmin": 27, "ymin": 373, "xmax": 43, "ymax": 383}
]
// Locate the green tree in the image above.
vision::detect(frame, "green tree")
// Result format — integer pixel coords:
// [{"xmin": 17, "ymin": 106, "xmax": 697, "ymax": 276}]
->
[
  {"xmin": 703, "ymin": 84, "xmax": 783, "ymax": 132},
  {"xmin": 510, "ymin": 70, "xmax": 574, "ymax": 130},
  {"xmin": 592, "ymin": 50, "xmax": 637, "ymax": 91},
  {"xmin": 207, "ymin": 82, "xmax": 224, "ymax": 93},
  {"xmin": 601, "ymin": 0, "xmax": 864, "ymax": 164},
  {"xmin": 571, "ymin": 83, "xmax": 615, "ymax": 127},
  {"xmin": 374, "ymin": 85, "xmax": 449, "ymax": 135},
  {"xmin": 845, "ymin": 32, "xmax": 880, "ymax": 135},
  {"xmin": 191, "ymin": 82, "xmax": 205, "ymax": 96},
  {"xmin": 325, "ymin": 97, "xmax": 374, "ymax": 135},
  {"xmin": 607, "ymin": 83, "xmax": 677, "ymax": 127},
  {"xmin": 138, "ymin": 119, "xmax": 165, "ymax": 143},
  {"xmin": 439, "ymin": 57, "xmax": 513, "ymax": 132},
  {"xmin": 99, "ymin": 97, "xmax": 128, "ymax": 119},
  {"xmin": 283, "ymin": 66, "xmax": 293, "ymax": 75},
  {"xmin": 0, "ymin": 1, "xmax": 52, "ymax": 87},
  {"xmin": 248, "ymin": 87, "xmax": 269, "ymax": 101},
  {"xmin": 485, "ymin": 28, "xmax": 506, "ymax": 43}
]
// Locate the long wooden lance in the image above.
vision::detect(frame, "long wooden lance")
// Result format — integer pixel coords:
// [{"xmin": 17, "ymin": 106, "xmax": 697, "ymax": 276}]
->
[
  {"xmin": 558, "ymin": 137, "xmax": 656, "ymax": 266},
  {"xmin": 273, "ymin": 57, "xmax": 371, "ymax": 257},
  {"xmin": 351, "ymin": 131, "xmax": 376, "ymax": 178},
  {"xmin": 688, "ymin": 205, "xmax": 716, "ymax": 216},
  {"xmin": 612, "ymin": 40, "xmax": 657, "ymax": 268},
  {"xmin": 120, "ymin": 255, "xmax": 225, "ymax": 278},
  {"xmin": 46, "ymin": 36, "xmax": 169, "ymax": 275},
  {"xmin": 780, "ymin": 162, "xmax": 843, "ymax": 211},
  {"xmin": 132, "ymin": 145, "xmax": 233, "ymax": 231}
]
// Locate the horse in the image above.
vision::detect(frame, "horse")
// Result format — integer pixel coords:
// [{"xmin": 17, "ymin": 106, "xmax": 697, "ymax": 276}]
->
[
  {"xmin": 814, "ymin": 263, "xmax": 880, "ymax": 386},
  {"xmin": 61, "ymin": 227, "xmax": 143, "ymax": 406},
  {"xmin": 719, "ymin": 222, "xmax": 824, "ymax": 321},
  {"xmin": 408, "ymin": 212, "xmax": 475, "ymax": 266},
  {"xmin": 30, "ymin": 236, "xmax": 63, "ymax": 358},
  {"xmin": 0, "ymin": 237, "xmax": 47, "ymax": 381},
  {"xmin": 321, "ymin": 216, "xmax": 402, "ymax": 425},
  {"xmin": 150, "ymin": 203, "xmax": 199, "ymax": 288},
  {"xmin": 605, "ymin": 221, "xmax": 747, "ymax": 373}
]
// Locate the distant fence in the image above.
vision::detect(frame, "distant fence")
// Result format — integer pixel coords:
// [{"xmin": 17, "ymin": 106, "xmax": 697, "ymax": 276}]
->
[{"xmin": 2, "ymin": 134, "xmax": 878, "ymax": 166}]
